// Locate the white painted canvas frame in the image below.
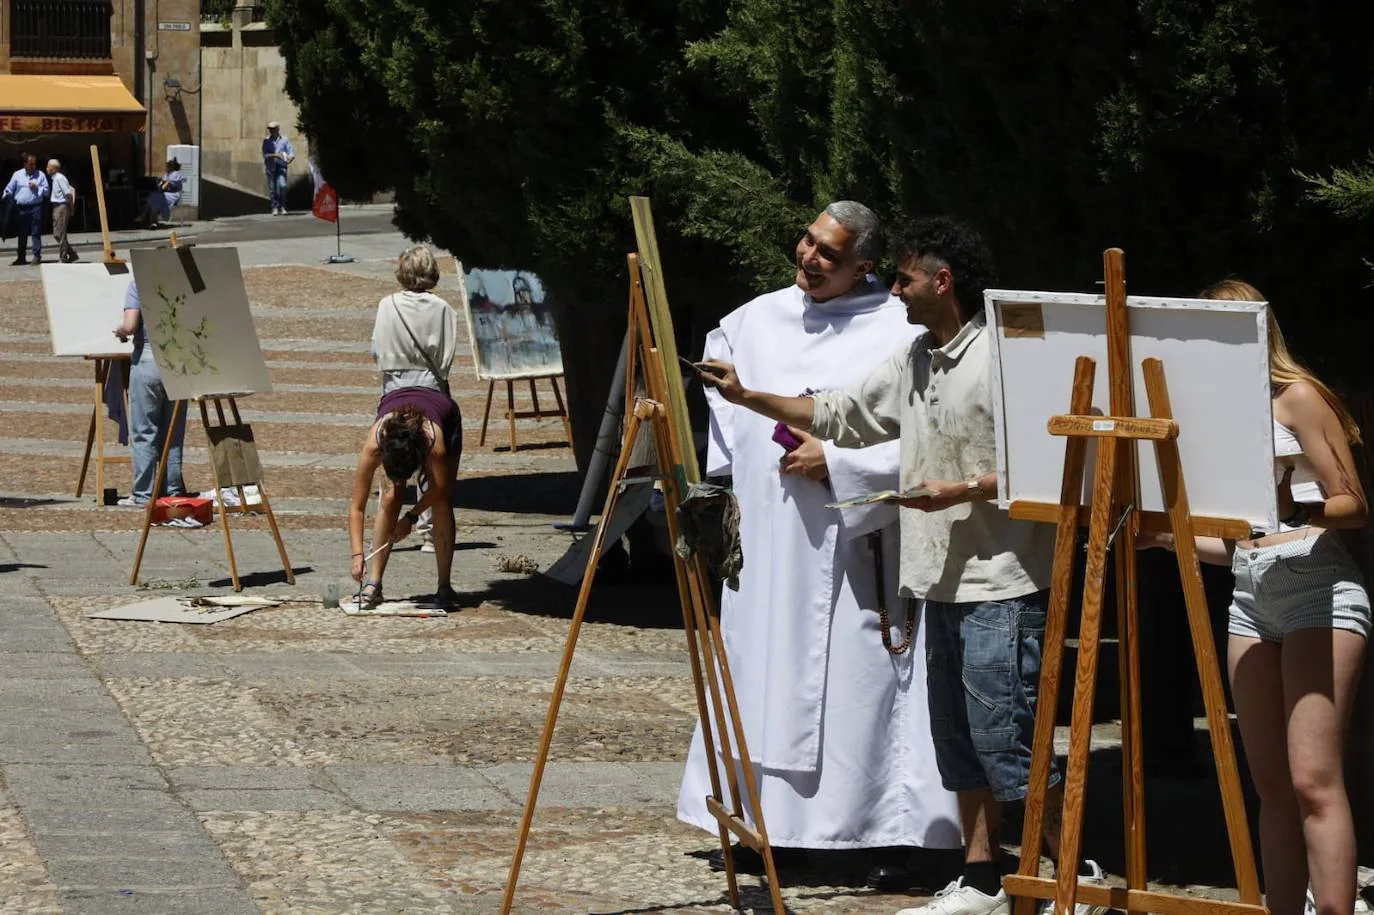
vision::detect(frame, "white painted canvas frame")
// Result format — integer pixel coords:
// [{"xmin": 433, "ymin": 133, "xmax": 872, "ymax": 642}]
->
[
  {"xmin": 39, "ymin": 262, "xmax": 135, "ymax": 356},
  {"xmin": 459, "ymin": 267, "xmax": 566, "ymax": 381},
  {"xmin": 985, "ymin": 289, "xmax": 1276, "ymax": 532},
  {"xmin": 129, "ymin": 247, "xmax": 272, "ymax": 401}
]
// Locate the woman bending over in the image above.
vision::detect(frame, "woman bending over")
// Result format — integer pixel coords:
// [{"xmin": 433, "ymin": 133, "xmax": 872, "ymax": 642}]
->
[{"xmin": 348, "ymin": 401, "xmax": 461, "ymax": 608}]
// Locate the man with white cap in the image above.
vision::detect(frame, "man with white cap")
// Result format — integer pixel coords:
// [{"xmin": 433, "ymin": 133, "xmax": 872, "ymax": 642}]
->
[{"xmin": 262, "ymin": 120, "xmax": 295, "ymax": 215}]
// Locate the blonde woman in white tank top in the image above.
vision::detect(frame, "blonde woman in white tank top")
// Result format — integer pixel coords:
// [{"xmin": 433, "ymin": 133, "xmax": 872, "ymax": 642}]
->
[{"xmin": 1143, "ymin": 280, "xmax": 1368, "ymax": 915}]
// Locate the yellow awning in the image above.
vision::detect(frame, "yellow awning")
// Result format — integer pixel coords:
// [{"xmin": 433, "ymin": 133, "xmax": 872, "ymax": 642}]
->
[{"xmin": 0, "ymin": 75, "xmax": 146, "ymax": 133}]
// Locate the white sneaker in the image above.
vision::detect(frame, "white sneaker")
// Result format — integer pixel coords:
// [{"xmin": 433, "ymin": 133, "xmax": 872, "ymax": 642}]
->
[
  {"xmin": 115, "ymin": 495, "xmax": 147, "ymax": 508},
  {"xmin": 1038, "ymin": 860, "xmax": 1109, "ymax": 915},
  {"xmin": 895, "ymin": 878, "xmax": 1010, "ymax": 915}
]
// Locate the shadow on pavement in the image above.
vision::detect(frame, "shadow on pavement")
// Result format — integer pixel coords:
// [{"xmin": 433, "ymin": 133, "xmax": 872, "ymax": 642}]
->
[{"xmin": 454, "ymin": 470, "xmax": 580, "ymax": 515}]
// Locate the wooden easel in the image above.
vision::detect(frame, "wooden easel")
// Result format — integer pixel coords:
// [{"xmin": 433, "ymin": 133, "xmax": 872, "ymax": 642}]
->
[
  {"xmin": 477, "ymin": 374, "xmax": 573, "ymax": 452},
  {"xmin": 501, "ymin": 198, "xmax": 785, "ymax": 914},
  {"xmin": 128, "ymin": 393, "xmax": 294, "ymax": 592},
  {"xmin": 73, "ymin": 145, "xmax": 134, "ymax": 503},
  {"xmin": 75, "ymin": 353, "xmax": 131, "ymax": 501},
  {"xmin": 126, "ymin": 237, "xmax": 293, "ymax": 592},
  {"xmin": 1003, "ymin": 249, "xmax": 1264, "ymax": 915}
]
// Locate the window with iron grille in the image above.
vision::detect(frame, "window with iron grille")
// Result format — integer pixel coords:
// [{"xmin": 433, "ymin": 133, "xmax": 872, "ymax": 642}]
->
[{"xmin": 10, "ymin": 0, "xmax": 114, "ymax": 60}]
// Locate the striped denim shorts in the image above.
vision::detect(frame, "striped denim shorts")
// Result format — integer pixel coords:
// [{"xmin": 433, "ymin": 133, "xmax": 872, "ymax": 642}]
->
[{"xmin": 1229, "ymin": 531, "xmax": 1371, "ymax": 641}]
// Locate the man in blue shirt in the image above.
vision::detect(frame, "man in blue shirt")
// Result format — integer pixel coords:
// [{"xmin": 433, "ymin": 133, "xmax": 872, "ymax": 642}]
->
[
  {"xmin": 3, "ymin": 153, "xmax": 49, "ymax": 265},
  {"xmin": 46, "ymin": 158, "xmax": 77, "ymax": 262},
  {"xmin": 261, "ymin": 120, "xmax": 295, "ymax": 216}
]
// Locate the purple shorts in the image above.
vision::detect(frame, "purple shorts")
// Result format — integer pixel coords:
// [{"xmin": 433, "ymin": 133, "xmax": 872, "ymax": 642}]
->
[{"xmin": 376, "ymin": 386, "xmax": 463, "ymax": 460}]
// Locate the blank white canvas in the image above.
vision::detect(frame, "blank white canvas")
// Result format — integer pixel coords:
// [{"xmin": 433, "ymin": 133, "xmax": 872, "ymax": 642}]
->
[
  {"xmin": 39, "ymin": 262, "xmax": 135, "ymax": 356},
  {"xmin": 130, "ymin": 247, "xmax": 272, "ymax": 401},
  {"xmin": 985, "ymin": 290, "xmax": 1276, "ymax": 532}
]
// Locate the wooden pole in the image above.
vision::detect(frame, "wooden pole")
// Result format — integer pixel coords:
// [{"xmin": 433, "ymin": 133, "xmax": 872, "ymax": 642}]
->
[
  {"xmin": 1013, "ymin": 356, "xmax": 1096, "ymax": 914},
  {"xmin": 89, "ymin": 144, "xmax": 122, "ymax": 265}
]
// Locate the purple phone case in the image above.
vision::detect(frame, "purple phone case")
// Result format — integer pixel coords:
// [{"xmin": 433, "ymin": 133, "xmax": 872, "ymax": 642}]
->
[{"xmin": 772, "ymin": 422, "xmax": 803, "ymax": 452}]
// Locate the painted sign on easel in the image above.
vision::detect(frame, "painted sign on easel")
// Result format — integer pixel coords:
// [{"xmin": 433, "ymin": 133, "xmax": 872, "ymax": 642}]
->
[
  {"xmin": 129, "ymin": 247, "xmax": 272, "ymax": 401},
  {"xmin": 39, "ymin": 263, "xmax": 134, "ymax": 356},
  {"xmin": 460, "ymin": 268, "xmax": 564, "ymax": 379}
]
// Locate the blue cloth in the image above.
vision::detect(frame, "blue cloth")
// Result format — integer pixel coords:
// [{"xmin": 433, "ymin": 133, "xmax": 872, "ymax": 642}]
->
[
  {"xmin": 124, "ymin": 279, "xmax": 149, "ymax": 344},
  {"xmin": 49, "ymin": 172, "xmax": 72, "ymax": 204},
  {"xmin": 3, "ymin": 167, "xmax": 48, "ymax": 206},
  {"xmin": 925, "ymin": 589, "xmax": 1058, "ymax": 802},
  {"xmin": 104, "ymin": 357, "xmax": 129, "ymax": 447},
  {"xmin": 128, "ymin": 344, "xmax": 186, "ymax": 502}
]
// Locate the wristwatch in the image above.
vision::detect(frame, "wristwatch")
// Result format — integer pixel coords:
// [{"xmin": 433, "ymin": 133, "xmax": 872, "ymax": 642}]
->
[
  {"xmin": 403, "ymin": 510, "xmax": 420, "ymax": 525},
  {"xmin": 1280, "ymin": 502, "xmax": 1310, "ymax": 528}
]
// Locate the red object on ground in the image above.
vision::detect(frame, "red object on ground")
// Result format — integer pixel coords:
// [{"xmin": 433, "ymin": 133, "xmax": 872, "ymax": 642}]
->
[
  {"xmin": 312, "ymin": 183, "xmax": 339, "ymax": 223},
  {"xmin": 150, "ymin": 496, "xmax": 213, "ymax": 526}
]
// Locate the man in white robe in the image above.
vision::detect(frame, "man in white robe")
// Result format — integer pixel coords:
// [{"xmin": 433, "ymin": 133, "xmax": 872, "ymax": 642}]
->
[{"xmin": 677, "ymin": 202, "xmax": 961, "ymax": 881}]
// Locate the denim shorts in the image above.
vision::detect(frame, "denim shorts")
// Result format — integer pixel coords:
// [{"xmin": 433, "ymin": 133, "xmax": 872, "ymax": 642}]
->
[
  {"xmin": 925, "ymin": 590, "xmax": 1059, "ymax": 801},
  {"xmin": 1229, "ymin": 532, "xmax": 1371, "ymax": 641}
]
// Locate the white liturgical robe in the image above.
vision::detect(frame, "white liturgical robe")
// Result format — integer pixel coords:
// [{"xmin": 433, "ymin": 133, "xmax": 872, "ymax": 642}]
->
[{"xmin": 676, "ymin": 278, "xmax": 961, "ymax": 849}]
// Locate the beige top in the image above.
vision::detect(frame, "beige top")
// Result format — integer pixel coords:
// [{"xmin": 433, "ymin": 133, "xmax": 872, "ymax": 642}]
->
[{"xmin": 810, "ymin": 311, "xmax": 1054, "ymax": 603}]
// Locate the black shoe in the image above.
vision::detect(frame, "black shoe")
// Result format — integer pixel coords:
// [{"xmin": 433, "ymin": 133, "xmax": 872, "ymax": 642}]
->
[
  {"xmin": 867, "ymin": 861, "xmax": 915, "ymax": 892},
  {"xmin": 707, "ymin": 843, "xmax": 803, "ymax": 874},
  {"xmin": 10, "ymin": 258, "xmax": 27, "ymax": 266},
  {"xmin": 32, "ymin": 256, "xmax": 42, "ymax": 264}
]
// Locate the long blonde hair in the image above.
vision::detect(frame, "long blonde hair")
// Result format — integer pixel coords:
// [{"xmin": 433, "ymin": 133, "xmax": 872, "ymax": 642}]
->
[{"xmin": 1200, "ymin": 278, "xmax": 1362, "ymax": 444}]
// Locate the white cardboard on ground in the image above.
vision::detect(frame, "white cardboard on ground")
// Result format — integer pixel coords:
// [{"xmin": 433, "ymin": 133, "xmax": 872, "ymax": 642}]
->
[
  {"xmin": 87, "ymin": 595, "xmax": 279, "ymax": 624},
  {"xmin": 985, "ymin": 289, "xmax": 1276, "ymax": 533},
  {"xmin": 129, "ymin": 246, "xmax": 271, "ymax": 400},
  {"xmin": 38, "ymin": 262, "xmax": 135, "ymax": 356}
]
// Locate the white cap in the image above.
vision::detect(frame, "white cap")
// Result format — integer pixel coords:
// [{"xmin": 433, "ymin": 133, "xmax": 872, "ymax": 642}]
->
[{"xmin": 266, "ymin": 120, "xmax": 280, "ymax": 129}]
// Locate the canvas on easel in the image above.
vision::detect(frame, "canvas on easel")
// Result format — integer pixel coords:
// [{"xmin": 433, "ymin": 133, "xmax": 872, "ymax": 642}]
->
[
  {"xmin": 990, "ymin": 251, "xmax": 1264, "ymax": 915},
  {"xmin": 48, "ymin": 147, "xmax": 137, "ymax": 502},
  {"xmin": 127, "ymin": 243, "xmax": 292, "ymax": 593},
  {"xmin": 458, "ymin": 266, "xmax": 573, "ymax": 452},
  {"xmin": 128, "ymin": 246, "xmax": 272, "ymax": 402},
  {"xmin": 500, "ymin": 198, "xmax": 786, "ymax": 915}
]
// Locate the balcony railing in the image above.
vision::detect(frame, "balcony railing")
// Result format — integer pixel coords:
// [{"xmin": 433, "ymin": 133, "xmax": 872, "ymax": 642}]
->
[
  {"xmin": 10, "ymin": 0, "xmax": 113, "ymax": 60},
  {"xmin": 201, "ymin": 0, "xmax": 265, "ymax": 23}
]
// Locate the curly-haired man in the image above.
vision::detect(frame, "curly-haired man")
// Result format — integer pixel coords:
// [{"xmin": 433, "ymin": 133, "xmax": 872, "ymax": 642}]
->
[{"xmin": 698, "ymin": 216, "xmax": 1107, "ymax": 915}]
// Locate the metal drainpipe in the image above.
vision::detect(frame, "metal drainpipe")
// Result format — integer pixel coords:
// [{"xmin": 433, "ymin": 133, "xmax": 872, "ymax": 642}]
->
[{"xmin": 134, "ymin": 0, "xmax": 146, "ymax": 181}]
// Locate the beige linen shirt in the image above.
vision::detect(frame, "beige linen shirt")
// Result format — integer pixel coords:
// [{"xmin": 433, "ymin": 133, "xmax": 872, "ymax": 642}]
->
[{"xmin": 810, "ymin": 310, "xmax": 1053, "ymax": 603}]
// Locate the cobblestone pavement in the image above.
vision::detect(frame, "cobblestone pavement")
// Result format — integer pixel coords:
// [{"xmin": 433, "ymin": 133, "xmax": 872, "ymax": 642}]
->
[{"xmin": 0, "ymin": 223, "xmax": 1258, "ymax": 913}]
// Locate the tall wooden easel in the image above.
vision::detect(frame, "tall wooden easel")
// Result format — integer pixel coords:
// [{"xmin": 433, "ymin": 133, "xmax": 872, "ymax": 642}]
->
[
  {"xmin": 75, "ymin": 354, "xmax": 131, "ymax": 501},
  {"xmin": 477, "ymin": 373, "xmax": 573, "ymax": 452},
  {"xmin": 74, "ymin": 144, "xmax": 134, "ymax": 502},
  {"xmin": 1003, "ymin": 250, "xmax": 1264, "ymax": 915},
  {"xmin": 500, "ymin": 198, "xmax": 785, "ymax": 914},
  {"xmin": 127, "ymin": 237, "xmax": 294, "ymax": 593},
  {"xmin": 128, "ymin": 391, "xmax": 294, "ymax": 592}
]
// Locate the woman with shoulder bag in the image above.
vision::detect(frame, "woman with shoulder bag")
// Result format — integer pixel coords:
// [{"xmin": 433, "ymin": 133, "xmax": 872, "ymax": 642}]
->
[{"xmin": 350, "ymin": 245, "xmax": 463, "ymax": 602}]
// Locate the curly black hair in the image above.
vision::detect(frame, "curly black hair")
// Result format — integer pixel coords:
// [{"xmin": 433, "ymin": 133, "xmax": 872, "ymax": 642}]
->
[
  {"xmin": 379, "ymin": 407, "xmax": 429, "ymax": 485},
  {"xmin": 893, "ymin": 217, "xmax": 998, "ymax": 319}
]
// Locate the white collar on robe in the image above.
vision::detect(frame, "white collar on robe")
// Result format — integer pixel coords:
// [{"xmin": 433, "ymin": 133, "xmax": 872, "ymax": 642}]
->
[{"xmin": 801, "ymin": 274, "xmax": 893, "ymax": 317}]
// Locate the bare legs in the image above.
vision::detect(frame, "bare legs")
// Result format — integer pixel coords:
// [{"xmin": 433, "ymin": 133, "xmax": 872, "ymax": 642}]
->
[
  {"xmin": 958, "ymin": 780, "xmax": 1063, "ymax": 864},
  {"xmin": 1229, "ymin": 630, "xmax": 1366, "ymax": 915},
  {"xmin": 432, "ymin": 455, "xmax": 459, "ymax": 596},
  {"xmin": 367, "ymin": 478, "xmax": 404, "ymax": 585}
]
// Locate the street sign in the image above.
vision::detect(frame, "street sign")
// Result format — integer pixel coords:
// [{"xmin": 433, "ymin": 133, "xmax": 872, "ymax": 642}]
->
[{"xmin": 157, "ymin": 21, "xmax": 191, "ymax": 31}]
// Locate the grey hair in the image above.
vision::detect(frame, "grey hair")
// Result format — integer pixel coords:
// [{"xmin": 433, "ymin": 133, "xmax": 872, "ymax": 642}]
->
[
  {"xmin": 824, "ymin": 200, "xmax": 882, "ymax": 264},
  {"xmin": 46, "ymin": 158, "xmax": 61, "ymax": 170},
  {"xmin": 396, "ymin": 245, "xmax": 440, "ymax": 292}
]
